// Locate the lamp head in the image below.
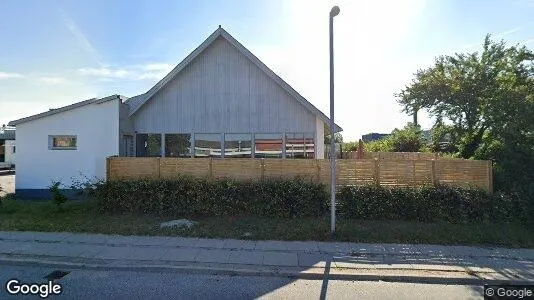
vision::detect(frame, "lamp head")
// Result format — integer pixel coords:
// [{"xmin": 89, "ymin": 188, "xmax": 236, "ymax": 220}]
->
[{"xmin": 330, "ymin": 6, "xmax": 340, "ymax": 17}]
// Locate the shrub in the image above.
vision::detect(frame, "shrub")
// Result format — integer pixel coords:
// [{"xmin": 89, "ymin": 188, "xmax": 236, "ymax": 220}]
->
[
  {"xmin": 361, "ymin": 123, "xmax": 431, "ymax": 153},
  {"xmin": 338, "ymin": 184, "xmax": 530, "ymax": 224},
  {"xmin": 94, "ymin": 177, "xmax": 328, "ymax": 218},
  {"xmin": 69, "ymin": 173, "xmax": 105, "ymax": 199},
  {"xmin": 94, "ymin": 177, "xmax": 531, "ymax": 224},
  {"xmin": 49, "ymin": 181, "xmax": 68, "ymax": 208},
  {"xmin": 491, "ymin": 191, "xmax": 533, "ymax": 225}
]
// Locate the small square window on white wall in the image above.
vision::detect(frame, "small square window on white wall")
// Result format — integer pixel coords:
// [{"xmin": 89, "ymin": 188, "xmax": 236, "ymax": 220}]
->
[{"xmin": 48, "ymin": 135, "xmax": 77, "ymax": 150}]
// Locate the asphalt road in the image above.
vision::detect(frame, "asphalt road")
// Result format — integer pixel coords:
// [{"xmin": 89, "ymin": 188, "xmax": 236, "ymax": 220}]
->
[{"xmin": 0, "ymin": 264, "xmax": 484, "ymax": 299}]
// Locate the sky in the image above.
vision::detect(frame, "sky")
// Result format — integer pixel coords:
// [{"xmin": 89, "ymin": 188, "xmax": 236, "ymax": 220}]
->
[{"xmin": 1, "ymin": 0, "xmax": 533, "ymax": 141}]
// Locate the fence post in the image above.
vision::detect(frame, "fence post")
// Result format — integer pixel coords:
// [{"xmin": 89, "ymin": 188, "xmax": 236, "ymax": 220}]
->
[
  {"xmin": 260, "ymin": 158, "xmax": 265, "ymax": 181},
  {"xmin": 431, "ymin": 159, "xmax": 437, "ymax": 186},
  {"xmin": 208, "ymin": 157, "xmax": 213, "ymax": 179},
  {"xmin": 412, "ymin": 160, "xmax": 416, "ymax": 186},
  {"xmin": 487, "ymin": 160, "xmax": 493, "ymax": 193},
  {"xmin": 315, "ymin": 160, "xmax": 321, "ymax": 182},
  {"xmin": 373, "ymin": 158, "xmax": 380, "ymax": 185},
  {"xmin": 156, "ymin": 157, "xmax": 161, "ymax": 179},
  {"xmin": 106, "ymin": 157, "xmax": 111, "ymax": 180}
]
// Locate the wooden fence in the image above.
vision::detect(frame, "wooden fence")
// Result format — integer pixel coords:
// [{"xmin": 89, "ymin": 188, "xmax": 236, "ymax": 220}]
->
[{"xmin": 107, "ymin": 157, "xmax": 493, "ymax": 192}]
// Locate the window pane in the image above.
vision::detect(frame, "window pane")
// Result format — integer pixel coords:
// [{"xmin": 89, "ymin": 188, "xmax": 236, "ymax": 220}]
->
[
  {"xmin": 135, "ymin": 134, "xmax": 161, "ymax": 157},
  {"xmin": 53, "ymin": 137, "xmax": 76, "ymax": 148},
  {"xmin": 254, "ymin": 133, "xmax": 282, "ymax": 158},
  {"xmin": 49, "ymin": 136, "xmax": 77, "ymax": 150},
  {"xmin": 224, "ymin": 134, "xmax": 252, "ymax": 158},
  {"xmin": 165, "ymin": 134, "xmax": 191, "ymax": 157},
  {"xmin": 305, "ymin": 133, "xmax": 315, "ymax": 158},
  {"xmin": 195, "ymin": 133, "xmax": 221, "ymax": 158},
  {"xmin": 136, "ymin": 134, "xmax": 148, "ymax": 157},
  {"xmin": 285, "ymin": 133, "xmax": 305, "ymax": 158}
]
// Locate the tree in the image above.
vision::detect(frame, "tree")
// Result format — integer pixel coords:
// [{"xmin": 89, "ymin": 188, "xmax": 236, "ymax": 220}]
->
[
  {"xmin": 363, "ymin": 123, "xmax": 428, "ymax": 152},
  {"xmin": 388, "ymin": 123, "xmax": 427, "ymax": 152},
  {"xmin": 397, "ymin": 35, "xmax": 534, "ymax": 195},
  {"xmin": 324, "ymin": 133, "xmax": 343, "ymax": 144}
]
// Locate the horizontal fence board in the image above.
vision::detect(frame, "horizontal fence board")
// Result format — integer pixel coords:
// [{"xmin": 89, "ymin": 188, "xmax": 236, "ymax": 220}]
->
[
  {"xmin": 108, "ymin": 157, "xmax": 159, "ymax": 180},
  {"xmin": 107, "ymin": 157, "xmax": 492, "ymax": 191},
  {"xmin": 160, "ymin": 158, "xmax": 211, "ymax": 178},
  {"xmin": 212, "ymin": 159, "xmax": 261, "ymax": 180}
]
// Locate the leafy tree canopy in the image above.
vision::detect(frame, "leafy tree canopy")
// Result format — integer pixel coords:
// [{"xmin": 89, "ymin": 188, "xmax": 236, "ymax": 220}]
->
[
  {"xmin": 397, "ymin": 35, "xmax": 534, "ymax": 194},
  {"xmin": 344, "ymin": 123, "xmax": 429, "ymax": 153},
  {"xmin": 366, "ymin": 123, "xmax": 429, "ymax": 152}
]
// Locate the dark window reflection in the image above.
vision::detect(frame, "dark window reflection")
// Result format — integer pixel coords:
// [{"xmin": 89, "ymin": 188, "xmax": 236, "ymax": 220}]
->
[
  {"xmin": 165, "ymin": 134, "xmax": 191, "ymax": 157},
  {"xmin": 136, "ymin": 133, "xmax": 161, "ymax": 157}
]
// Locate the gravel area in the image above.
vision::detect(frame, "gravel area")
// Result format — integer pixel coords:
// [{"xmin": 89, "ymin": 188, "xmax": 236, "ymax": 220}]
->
[{"xmin": 0, "ymin": 174, "xmax": 14, "ymax": 196}]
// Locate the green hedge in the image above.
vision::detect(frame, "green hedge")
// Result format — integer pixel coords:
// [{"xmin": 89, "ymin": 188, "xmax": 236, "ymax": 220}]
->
[
  {"xmin": 94, "ymin": 177, "xmax": 328, "ymax": 218},
  {"xmin": 94, "ymin": 177, "xmax": 532, "ymax": 224},
  {"xmin": 338, "ymin": 185, "xmax": 532, "ymax": 224}
]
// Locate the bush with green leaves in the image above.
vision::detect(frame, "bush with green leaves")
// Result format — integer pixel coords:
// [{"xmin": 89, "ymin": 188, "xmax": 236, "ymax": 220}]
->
[
  {"xmin": 69, "ymin": 174, "xmax": 104, "ymax": 199},
  {"xmin": 351, "ymin": 123, "xmax": 431, "ymax": 153},
  {"xmin": 49, "ymin": 181, "xmax": 68, "ymax": 208},
  {"xmin": 94, "ymin": 177, "xmax": 328, "ymax": 218},
  {"xmin": 338, "ymin": 184, "xmax": 531, "ymax": 224},
  {"xmin": 94, "ymin": 176, "xmax": 531, "ymax": 224}
]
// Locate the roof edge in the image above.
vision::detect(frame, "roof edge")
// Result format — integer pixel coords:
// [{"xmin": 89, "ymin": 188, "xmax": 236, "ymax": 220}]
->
[
  {"xmin": 128, "ymin": 26, "xmax": 342, "ymax": 132},
  {"xmin": 128, "ymin": 28, "xmax": 224, "ymax": 116},
  {"xmin": 8, "ymin": 94, "xmax": 125, "ymax": 126}
]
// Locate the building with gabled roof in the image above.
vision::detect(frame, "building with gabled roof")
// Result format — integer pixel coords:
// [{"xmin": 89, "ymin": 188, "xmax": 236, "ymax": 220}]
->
[{"xmin": 9, "ymin": 27, "xmax": 341, "ymax": 197}]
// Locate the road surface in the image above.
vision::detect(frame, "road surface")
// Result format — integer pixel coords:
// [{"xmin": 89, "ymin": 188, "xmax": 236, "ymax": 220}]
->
[{"xmin": 0, "ymin": 263, "xmax": 483, "ymax": 299}]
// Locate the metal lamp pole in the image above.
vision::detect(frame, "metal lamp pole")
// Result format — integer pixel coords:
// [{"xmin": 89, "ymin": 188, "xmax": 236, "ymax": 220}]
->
[{"xmin": 329, "ymin": 5, "xmax": 340, "ymax": 235}]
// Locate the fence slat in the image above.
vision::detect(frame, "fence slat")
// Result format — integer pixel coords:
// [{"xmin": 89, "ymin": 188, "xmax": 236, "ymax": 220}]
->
[
  {"xmin": 373, "ymin": 158, "xmax": 380, "ymax": 185},
  {"xmin": 157, "ymin": 158, "xmax": 161, "ymax": 179},
  {"xmin": 431, "ymin": 159, "xmax": 437, "ymax": 186},
  {"xmin": 487, "ymin": 160, "xmax": 493, "ymax": 193},
  {"xmin": 107, "ymin": 157, "xmax": 492, "ymax": 192}
]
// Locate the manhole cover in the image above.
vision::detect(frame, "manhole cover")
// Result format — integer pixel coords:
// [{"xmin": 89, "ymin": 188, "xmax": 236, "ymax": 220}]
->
[{"xmin": 44, "ymin": 270, "xmax": 70, "ymax": 280}]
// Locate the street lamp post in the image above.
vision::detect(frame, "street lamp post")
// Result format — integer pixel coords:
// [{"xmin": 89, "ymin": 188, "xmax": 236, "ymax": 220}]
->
[{"xmin": 329, "ymin": 5, "xmax": 340, "ymax": 235}]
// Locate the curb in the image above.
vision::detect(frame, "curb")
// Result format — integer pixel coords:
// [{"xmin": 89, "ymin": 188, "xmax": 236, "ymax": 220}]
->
[
  {"xmin": 0, "ymin": 255, "xmax": 532, "ymax": 286},
  {"xmin": 1, "ymin": 237, "xmax": 533, "ymax": 262}
]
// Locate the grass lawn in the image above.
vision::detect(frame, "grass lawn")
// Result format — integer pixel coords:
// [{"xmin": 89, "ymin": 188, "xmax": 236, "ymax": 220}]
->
[{"xmin": 1, "ymin": 198, "xmax": 533, "ymax": 248}]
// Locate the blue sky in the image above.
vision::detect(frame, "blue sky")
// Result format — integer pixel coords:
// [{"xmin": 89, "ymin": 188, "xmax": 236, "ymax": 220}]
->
[{"xmin": 1, "ymin": 0, "xmax": 533, "ymax": 141}]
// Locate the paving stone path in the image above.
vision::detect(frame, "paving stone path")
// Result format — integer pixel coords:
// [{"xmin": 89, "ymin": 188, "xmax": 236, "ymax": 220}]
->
[{"xmin": 0, "ymin": 231, "xmax": 532, "ymax": 283}]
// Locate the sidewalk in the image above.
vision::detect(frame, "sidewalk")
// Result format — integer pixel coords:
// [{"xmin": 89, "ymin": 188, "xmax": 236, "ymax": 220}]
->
[{"xmin": 0, "ymin": 231, "xmax": 533, "ymax": 284}]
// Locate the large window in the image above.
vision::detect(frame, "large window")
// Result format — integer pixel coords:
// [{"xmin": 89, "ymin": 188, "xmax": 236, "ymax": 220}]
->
[
  {"xmin": 165, "ymin": 134, "xmax": 191, "ymax": 157},
  {"xmin": 194, "ymin": 133, "xmax": 222, "ymax": 158},
  {"xmin": 224, "ymin": 134, "xmax": 252, "ymax": 158},
  {"xmin": 136, "ymin": 134, "xmax": 161, "ymax": 157},
  {"xmin": 285, "ymin": 133, "xmax": 315, "ymax": 158},
  {"xmin": 254, "ymin": 133, "xmax": 282, "ymax": 158},
  {"xmin": 49, "ymin": 135, "xmax": 77, "ymax": 150},
  {"xmin": 285, "ymin": 133, "xmax": 305, "ymax": 158}
]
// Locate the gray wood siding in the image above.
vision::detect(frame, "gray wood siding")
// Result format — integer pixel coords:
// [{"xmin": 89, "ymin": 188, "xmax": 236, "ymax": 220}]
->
[{"xmin": 133, "ymin": 37, "xmax": 316, "ymax": 134}]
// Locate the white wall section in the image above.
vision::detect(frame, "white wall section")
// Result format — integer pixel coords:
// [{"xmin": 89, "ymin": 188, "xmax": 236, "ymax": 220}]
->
[{"xmin": 15, "ymin": 99, "xmax": 120, "ymax": 189}]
